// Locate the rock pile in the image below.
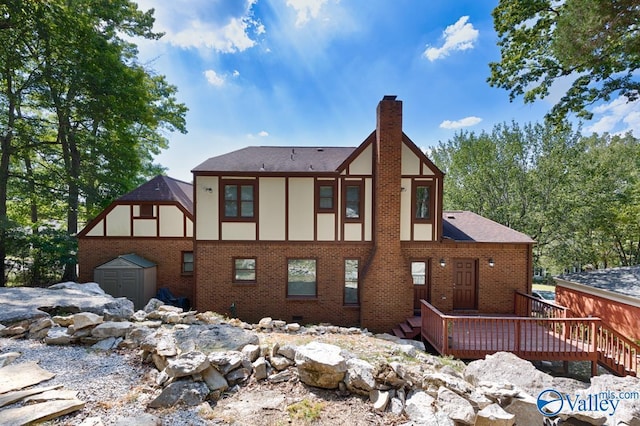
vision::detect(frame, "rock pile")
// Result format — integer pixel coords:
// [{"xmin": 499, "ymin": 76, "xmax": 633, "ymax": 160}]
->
[
  {"xmin": 1, "ymin": 285, "xmax": 639, "ymax": 425},
  {"xmin": 0, "ymin": 359, "xmax": 84, "ymax": 425}
]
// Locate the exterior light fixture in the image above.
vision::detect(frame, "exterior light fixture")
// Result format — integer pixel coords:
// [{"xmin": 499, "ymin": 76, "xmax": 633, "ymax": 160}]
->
[
  {"xmin": 439, "ymin": 258, "xmax": 446, "ymax": 268},
  {"xmin": 488, "ymin": 258, "xmax": 495, "ymax": 267}
]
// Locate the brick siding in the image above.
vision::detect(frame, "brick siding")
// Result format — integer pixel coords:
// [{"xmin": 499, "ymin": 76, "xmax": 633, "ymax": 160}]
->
[
  {"xmin": 78, "ymin": 237, "xmax": 194, "ymax": 302},
  {"xmin": 557, "ymin": 286, "xmax": 640, "ymax": 341},
  {"xmin": 403, "ymin": 242, "xmax": 531, "ymax": 314},
  {"xmin": 361, "ymin": 97, "xmax": 414, "ymax": 331},
  {"xmin": 195, "ymin": 241, "xmax": 372, "ymax": 326}
]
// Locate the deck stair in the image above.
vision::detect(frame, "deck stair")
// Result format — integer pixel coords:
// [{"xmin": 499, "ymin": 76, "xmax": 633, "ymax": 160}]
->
[
  {"xmin": 596, "ymin": 321, "xmax": 639, "ymax": 377},
  {"xmin": 392, "ymin": 316, "xmax": 421, "ymax": 339}
]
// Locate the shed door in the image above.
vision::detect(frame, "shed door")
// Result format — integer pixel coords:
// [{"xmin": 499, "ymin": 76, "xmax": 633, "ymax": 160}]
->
[
  {"xmin": 453, "ymin": 258, "xmax": 477, "ymax": 310},
  {"xmin": 119, "ymin": 270, "xmax": 140, "ymax": 306}
]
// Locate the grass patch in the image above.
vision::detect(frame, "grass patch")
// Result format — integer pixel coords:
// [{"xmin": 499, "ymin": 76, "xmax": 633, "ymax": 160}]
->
[
  {"xmin": 287, "ymin": 398, "xmax": 326, "ymax": 422},
  {"xmin": 438, "ymin": 355, "xmax": 466, "ymax": 373}
]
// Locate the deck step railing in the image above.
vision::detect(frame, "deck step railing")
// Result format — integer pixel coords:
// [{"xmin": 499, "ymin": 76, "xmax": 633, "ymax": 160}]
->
[
  {"xmin": 420, "ymin": 299, "xmax": 638, "ymax": 377},
  {"xmin": 597, "ymin": 321, "xmax": 639, "ymax": 376}
]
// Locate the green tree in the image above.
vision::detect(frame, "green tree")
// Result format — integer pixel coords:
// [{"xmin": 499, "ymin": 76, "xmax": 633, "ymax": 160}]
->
[
  {"xmin": 431, "ymin": 121, "xmax": 585, "ymax": 273},
  {"xmin": 489, "ymin": 0, "xmax": 640, "ymax": 122},
  {"xmin": 556, "ymin": 133, "xmax": 640, "ymax": 269},
  {"xmin": 0, "ymin": 0, "xmax": 187, "ymax": 285}
]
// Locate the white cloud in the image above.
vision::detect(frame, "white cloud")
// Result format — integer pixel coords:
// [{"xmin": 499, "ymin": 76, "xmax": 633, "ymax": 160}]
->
[
  {"xmin": 203, "ymin": 70, "xmax": 225, "ymax": 87},
  {"xmin": 135, "ymin": 0, "xmax": 261, "ymax": 53},
  {"xmin": 586, "ymin": 97, "xmax": 640, "ymax": 136},
  {"xmin": 248, "ymin": 130, "xmax": 270, "ymax": 138},
  {"xmin": 424, "ymin": 16, "xmax": 479, "ymax": 61},
  {"xmin": 167, "ymin": 17, "xmax": 257, "ymax": 53},
  {"xmin": 286, "ymin": 0, "xmax": 330, "ymax": 27},
  {"xmin": 439, "ymin": 116, "xmax": 482, "ymax": 129}
]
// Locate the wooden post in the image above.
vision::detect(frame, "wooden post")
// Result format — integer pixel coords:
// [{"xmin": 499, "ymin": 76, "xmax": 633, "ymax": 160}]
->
[{"xmin": 443, "ymin": 317, "xmax": 448, "ymax": 353}]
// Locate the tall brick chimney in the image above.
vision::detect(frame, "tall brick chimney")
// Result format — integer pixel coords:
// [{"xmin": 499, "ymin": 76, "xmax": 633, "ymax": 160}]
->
[{"xmin": 361, "ymin": 96, "xmax": 414, "ymax": 332}]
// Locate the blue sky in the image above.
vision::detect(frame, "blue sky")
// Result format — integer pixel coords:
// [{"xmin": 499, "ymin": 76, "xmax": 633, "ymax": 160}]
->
[{"xmin": 133, "ymin": 0, "xmax": 640, "ymax": 182}]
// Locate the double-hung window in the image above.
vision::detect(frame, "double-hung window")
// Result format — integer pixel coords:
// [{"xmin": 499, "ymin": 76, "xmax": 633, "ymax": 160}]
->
[
  {"xmin": 287, "ymin": 259, "xmax": 317, "ymax": 297},
  {"xmin": 344, "ymin": 181, "xmax": 363, "ymax": 222},
  {"xmin": 316, "ymin": 180, "xmax": 336, "ymax": 212},
  {"xmin": 182, "ymin": 252, "xmax": 194, "ymax": 274},
  {"xmin": 233, "ymin": 258, "xmax": 256, "ymax": 283},
  {"xmin": 222, "ymin": 181, "xmax": 256, "ymax": 221},
  {"xmin": 413, "ymin": 181, "xmax": 433, "ymax": 222},
  {"xmin": 344, "ymin": 259, "xmax": 359, "ymax": 305}
]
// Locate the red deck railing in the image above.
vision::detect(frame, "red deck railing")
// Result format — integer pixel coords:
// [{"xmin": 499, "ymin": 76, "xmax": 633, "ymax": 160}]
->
[
  {"xmin": 514, "ymin": 291, "xmax": 569, "ymax": 319},
  {"xmin": 420, "ymin": 297, "xmax": 639, "ymax": 377},
  {"xmin": 597, "ymin": 320, "xmax": 639, "ymax": 376}
]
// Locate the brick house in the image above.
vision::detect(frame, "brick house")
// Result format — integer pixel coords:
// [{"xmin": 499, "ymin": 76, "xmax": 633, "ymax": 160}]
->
[
  {"xmin": 190, "ymin": 96, "xmax": 534, "ymax": 332},
  {"xmin": 556, "ymin": 266, "xmax": 640, "ymax": 341},
  {"xmin": 77, "ymin": 175, "xmax": 195, "ymax": 302},
  {"xmin": 78, "ymin": 96, "xmax": 534, "ymax": 332}
]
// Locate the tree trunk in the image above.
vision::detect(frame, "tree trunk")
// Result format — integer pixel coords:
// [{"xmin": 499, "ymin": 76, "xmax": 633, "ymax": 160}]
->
[{"xmin": 0, "ymin": 71, "xmax": 16, "ymax": 287}]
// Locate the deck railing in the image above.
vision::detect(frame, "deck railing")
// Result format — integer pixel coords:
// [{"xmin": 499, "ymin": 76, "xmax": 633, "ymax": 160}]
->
[
  {"xmin": 514, "ymin": 291, "xmax": 569, "ymax": 319},
  {"xmin": 597, "ymin": 321, "xmax": 639, "ymax": 376},
  {"xmin": 421, "ymin": 299, "xmax": 638, "ymax": 376}
]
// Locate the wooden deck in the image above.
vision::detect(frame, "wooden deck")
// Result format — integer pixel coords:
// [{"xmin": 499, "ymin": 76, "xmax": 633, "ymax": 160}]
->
[{"xmin": 420, "ymin": 293, "xmax": 639, "ymax": 377}]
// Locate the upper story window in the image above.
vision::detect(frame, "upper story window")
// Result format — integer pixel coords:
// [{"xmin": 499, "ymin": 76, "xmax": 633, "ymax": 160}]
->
[
  {"xmin": 413, "ymin": 181, "xmax": 434, "ymax": 222},
  {"xmin": 138, "ymin": 204, "xmax": 155, "ymax": 218},
  {"xmin": 222, "ymin": 181, "xmax": 256, "ymax": 221},
  {"xmin": 344, "ymin": 182, "xmax": 363, "ymax": 222},
  {"xmin": 316, "ymin": 181, "xmax": 336, "ymax": 212}
]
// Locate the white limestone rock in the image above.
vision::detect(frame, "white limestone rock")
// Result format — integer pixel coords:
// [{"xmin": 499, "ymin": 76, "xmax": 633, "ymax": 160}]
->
[
  {"xmin": 504, "ymin": 393, "xmax": 543, "ymax": 426},
  {"xmin": 285, "ymin": 322, "xmax": 301, "ymax": 332},
  {"xmin": 226, "ymin": 367, "xmax": 251, "ymax": 386},
  {"xmin": 208, "ymin": 351, "xmax": 244, "ymax": 375},
  {"xmin": 345, "ymin": 358, "xmax": 376, "ymax": 396},
  {"xmin": 91, "ymin": 321, "xmax": 133, "ymax": 338},
  {"xmin": 269, "ymin": 355, "xmax": 293, "ymax": 371},
  {"xmin": 49, "ymin": 281, "xmax": 105, "ymax": 295},
  {"xmin": 404, "ymin": 391, "xmax": 454, "ymax": 425},
  {"xmin": 436, "ymin": 386, "xmax": 475, "ymax": 425},
  {"xmin": 72, "ymin": 312, "xmax": 103, "ymax": 330},
  {"xmin": 252, "ymin": 357, "xmax": 268, "ymax": 381},
  {"xmin": 295, "ymin": 342, "xmax": 347, "ymax": 389},
  {"xmin": 91, "ymin": 337, "xmax": 122, "ymax": 351},
  {"xmin": 45, "ymin": 328, "xmax": 74, "ymax": 345},
  {"xmin": 0, "ymin": 351, "xmax": 21, "ymax": 368},
  {"xmin": 277, "ymin": 344, "xmax": 297, "ymax": 360},
  {"xmin": 258, "ymin": 317, "xmax": 273, "ymax": 330},
  {"xmin": 143, "ymin": 298, "xmax": 164, "ymax": 313},
  {"xmin": 165, "ymin": 351, "xmax": 210, "ymax": 378},
  {"xmin": 202, "ymin": 366, "xmax": 229, "ymax": 392},
  {"xmin": 241, "ymin": 344, "xmax": 260, "ymax": 362},
  {"xmin": 475, "ymin": 403, "xmax": 515, "ymax": 426},
  {"xmin": 370, "ymin": 389, "xmax": 390, "ymax": 412}
]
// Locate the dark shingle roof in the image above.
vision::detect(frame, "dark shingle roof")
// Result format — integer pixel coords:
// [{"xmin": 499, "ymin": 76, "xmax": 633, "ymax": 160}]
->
[
  {"xmin": 192, "ymin": 146, "xmax": 357, "ymax": 173},
  {"xmin": 118, "ymin": 175, "xmax": 193, "ymax": 214},
  {"xmin": 442, "ymin": 211, "xmax": 534, "ymax": 243},
  {"xmin": 558, "ymin": 266, "xmax": 640, "ymax": 299}
]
